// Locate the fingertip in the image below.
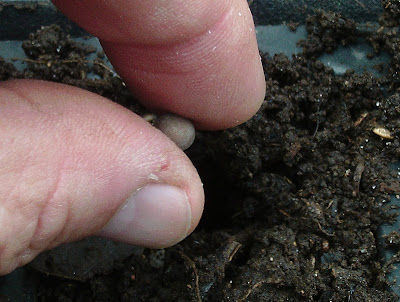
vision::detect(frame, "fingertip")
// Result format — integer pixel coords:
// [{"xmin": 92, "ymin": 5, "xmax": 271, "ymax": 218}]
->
[
  {"xmin": 0, "ymin": 80, "xmax": 204, "ymax": 273},
  {"xmin": 52, "ymin": 0, "xmax": 265, "ymax": 130}
]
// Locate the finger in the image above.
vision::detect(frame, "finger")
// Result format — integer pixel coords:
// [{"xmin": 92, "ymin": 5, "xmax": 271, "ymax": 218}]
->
[
  {"xmin": 51, "ymin": 0, "xmax": 266, "ymax": 130},
  {"xmin": 0, "ymin": 79, "xmax": 204, "ymax": 275}
]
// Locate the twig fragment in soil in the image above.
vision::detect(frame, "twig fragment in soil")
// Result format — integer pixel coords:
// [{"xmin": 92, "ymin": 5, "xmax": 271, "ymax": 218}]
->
[
  {"xmin": 353, "ymin": 112, "xmax": 368, "ymax": 127},
  {"xmin": 278, "ymin": 209, "xmax": 291, "ymax": 217},
  {"xmin": 312, "ymin": 107, "xmax": 321, "ymax": 138},
  {"xmin": 238, "ymin": 280, "xmax": 265, "ymax": 302},
  {"xmin": 352, "ymin": 160, "xmax": 365, "ymax": 197},
  {"xmin": 12, "ymin": 57, "xmax": 122, "ymax": 81},
  {"xmin": 318, "ymin": 222, "xmax": 335, "ymax": 237},
  {"xmin": 355, "ymin": 0, "xmax": 366, "ymax": 8},
  {"xmin": 179, "ymin": 250, "xmax": 201, "ymax": 302},
  {"xmin": 221, "ymin": 240, "xmax": 242, "ymax": 262}
]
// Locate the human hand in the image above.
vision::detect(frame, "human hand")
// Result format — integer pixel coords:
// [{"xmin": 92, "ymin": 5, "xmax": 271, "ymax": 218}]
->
[{"xmin": 0, "ymin": 0, "xmax": 265, "ymax": 275}]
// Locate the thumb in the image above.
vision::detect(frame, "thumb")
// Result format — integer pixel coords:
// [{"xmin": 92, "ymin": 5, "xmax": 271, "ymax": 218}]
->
[{"xmin": 0, "ymin": 80, "xmax": 204, "ymax": 275}]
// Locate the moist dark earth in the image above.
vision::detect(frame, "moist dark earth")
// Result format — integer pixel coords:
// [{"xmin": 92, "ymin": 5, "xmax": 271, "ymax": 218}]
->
[{"xmin": 1, "ymin": 2, "xmax": 400, "ymax": 301}]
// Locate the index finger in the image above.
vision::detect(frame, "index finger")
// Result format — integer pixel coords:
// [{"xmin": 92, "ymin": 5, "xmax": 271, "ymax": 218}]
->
[{"xmin": 52, "ymin": 0, "xmax": 265, "ymax": 130}]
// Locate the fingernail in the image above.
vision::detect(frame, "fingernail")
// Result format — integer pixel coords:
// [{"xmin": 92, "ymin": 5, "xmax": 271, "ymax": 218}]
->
[{"xmin": 97, "ymin": 184, "xmax": 192, "ymax": 247}]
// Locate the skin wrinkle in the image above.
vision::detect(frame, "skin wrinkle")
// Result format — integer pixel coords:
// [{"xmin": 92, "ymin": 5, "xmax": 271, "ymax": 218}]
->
[
  {"xmin": 54, "ymin": 168, "xmax": 108, "ymax": 244},
  {"xmin": 3, "ymin": 146, "xmax": 37, "ymax": 212},
  {"xmin": 4, "ymin": 87, "xmax": 71, "ymax": 251},
  {"xmin": 46, "ymin": 190, "xmax": 73, "ymax": 249},
  {"xmin": 5, "ymin": 176, "xmax": 55, "ymax": 262},
  {"xmin": 0, "ymin": 85, "xmax": 43, "ymax": 113},
  {"xmin": 2, "ymin": 215, "xmax": 36, "ymax": 273},
  {"xmin": 31, "ymin": 166, "xmax": 100, "ymax": 248},
  {"xmin": 28, "ymin": 159, "xmax": 65, "ymax": 251}
]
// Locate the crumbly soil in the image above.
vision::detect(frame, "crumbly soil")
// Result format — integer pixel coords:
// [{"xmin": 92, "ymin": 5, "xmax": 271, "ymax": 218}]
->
[{"xmin": 1, "ymin": 2, "xmax": 400, "ymax": 301}]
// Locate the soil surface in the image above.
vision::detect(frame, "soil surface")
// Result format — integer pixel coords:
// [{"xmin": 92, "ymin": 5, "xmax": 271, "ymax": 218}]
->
[{"xmin": 1, "ymin": 2, "xmax": 400, "ymax": 301}]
